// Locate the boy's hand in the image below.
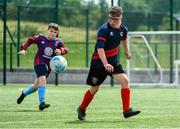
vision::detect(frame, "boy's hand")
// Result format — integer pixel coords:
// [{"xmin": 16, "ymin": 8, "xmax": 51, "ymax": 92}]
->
[
  {"xmin": 104, "ymin": 64, "xmax": 114, "ymax": 73},
  {"xmin": 54, "ymin": 49, "xmax": 61, "ymax": 55},
  {"xmin": 18, "ymin": 50, "xmax": 27, "ymax": 55},
  {"xmin": 60, "ymin": 47, "xmax": 68, "ymax": 55},
  {"xmin": 125, "ymin": 52, "xmax": 131, "ymax": 60}
]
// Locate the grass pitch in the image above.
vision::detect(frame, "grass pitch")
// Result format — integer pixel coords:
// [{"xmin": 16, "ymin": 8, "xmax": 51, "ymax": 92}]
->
[{"xmin": 0, "ymin": 84, "xmax": 180, "ymax": 128}]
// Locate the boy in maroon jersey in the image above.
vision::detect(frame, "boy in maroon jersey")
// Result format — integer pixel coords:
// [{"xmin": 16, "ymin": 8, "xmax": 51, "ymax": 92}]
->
[
  {"xmin": 17, "ymin": 23, "xmax": 68, "ymax": 111},
  {"xmin": 77, "ymin": 6, "xmax": 140, "ymax": 120}
]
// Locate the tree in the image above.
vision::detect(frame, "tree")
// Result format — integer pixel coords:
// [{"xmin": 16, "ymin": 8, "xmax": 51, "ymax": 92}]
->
[{"xmin": 98, "ymin": 0, "xmax": 109, "ymax": 26}]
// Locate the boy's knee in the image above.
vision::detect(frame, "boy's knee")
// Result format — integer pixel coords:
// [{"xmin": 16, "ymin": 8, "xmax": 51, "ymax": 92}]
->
[{"xmin": 90, "ymin": 86, "xmax": 99, "ymax": 95}]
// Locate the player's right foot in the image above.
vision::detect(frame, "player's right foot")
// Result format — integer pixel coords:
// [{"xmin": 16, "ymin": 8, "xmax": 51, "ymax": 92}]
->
[
  {"xmin": 77, "ymin": 106, "xmax": 86, "ymax": 120},
  {"xmin": 39, "ymin": 102, "xmax": 50, "ymax": 111},
  {"xmin": 17, "ymin": 91, "xmax": 25, "ymax": 104},
  {"xmin": 123, "ymin": 107, "xmax": 140, "ymax": 118}
]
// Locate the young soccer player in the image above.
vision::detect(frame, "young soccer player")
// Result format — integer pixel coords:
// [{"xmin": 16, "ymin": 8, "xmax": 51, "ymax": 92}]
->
[
  {"xmin": 77, "ymin": 6, "xmax": 140, "ymax": 120},
  {"xmin": 17, "ymin": 23, "xmax": 68, "ymax": 111}
]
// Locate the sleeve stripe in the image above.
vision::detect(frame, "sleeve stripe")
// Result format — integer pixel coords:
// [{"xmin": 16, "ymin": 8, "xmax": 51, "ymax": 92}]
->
[{"xmin": 97, "ymin": 37, "xmax": 107, "ymax": 42}]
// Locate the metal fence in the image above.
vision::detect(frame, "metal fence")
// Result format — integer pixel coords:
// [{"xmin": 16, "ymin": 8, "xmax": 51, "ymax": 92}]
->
[
  {"xmin": 1, "ymin": 0, "xmax": 180, "ymax": 85},
  {"xmin": 1, "ymin": 0, "xmax": 180, "ymax": 68}
]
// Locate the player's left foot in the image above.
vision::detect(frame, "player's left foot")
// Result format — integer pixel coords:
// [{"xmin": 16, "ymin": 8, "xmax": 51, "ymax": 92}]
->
[
  {"xmin": 123, "ymin": 107, "xmax": 140, "ymax": 118},
  {"xmin": 77, "ymin": 106, "xmax": 86, "ymax": 120},
  {"xmin": 17, "ymin": 91, "xmax": 26, "ymax": 104},
  {"xmin": 39, "ymin": 102, "xmax": 50, "ymax": 111}
]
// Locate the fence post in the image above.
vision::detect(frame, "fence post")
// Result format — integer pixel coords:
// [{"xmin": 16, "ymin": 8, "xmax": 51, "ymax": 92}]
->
[
  {"xmin": 3, "ymin": 0, "xmax": 7, "ymax": 85},
  {"xmin": 54, "ymin": 0, "xmax": 59, "ymax": 86},
  {"xmin": 17, "ymin": 6, "xmax": 21, "ymax": 67},
  {"xmin": 10, "ymin": 40, "xmax": 13, "ymax": 71},
  {"xmin": 85, "ymin": 8, "xmax": 89, "ymax": 67},
  {"xmin": 54, "ymin": 0, "xmax": 58, "ymax": 23},
  {"xmin": 147, "ymin": 13, "xmax": 151, "ymax": 68},
  {"xmin": 110, "ymin": 0, "xmax": 114, "ymax": 87},
  {"xmin": 169, "ymin": 0, "xmax": 174, "ymax": 83},
  {"xmin": 175, "ymin": 20, "xmax": 179, "ymax": 59},
  {"xmin": 118, "ymin": 0, "xmax": 121, "ymax": 6},
  {"xmin": 111, "ymin": 0, "xmax": 114, "ymax": 6}
]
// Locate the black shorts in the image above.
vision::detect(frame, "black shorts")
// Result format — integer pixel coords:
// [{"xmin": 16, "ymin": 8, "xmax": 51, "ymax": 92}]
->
[
  {"xmin": 86, "ymin": 63, "xmax": 125, "ymax": 86},
  {"xmin": 34, "ymin": 64, "xmax": 50, "ymax": 78}
]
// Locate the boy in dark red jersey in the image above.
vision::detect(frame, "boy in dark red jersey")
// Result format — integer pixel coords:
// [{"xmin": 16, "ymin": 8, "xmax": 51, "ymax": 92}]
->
[
  {"xmin": 17, "ymin": 23, "xmax": 68, "ymax": 111},
  {"xmin": 77, "ymin": 6, "xmax": 140, "ymax": 120}
]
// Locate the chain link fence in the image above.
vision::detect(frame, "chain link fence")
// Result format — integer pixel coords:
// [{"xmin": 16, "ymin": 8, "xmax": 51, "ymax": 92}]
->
[{"xmin": 0, "ymin": 0, "xmax": 180, "ymax": 69}]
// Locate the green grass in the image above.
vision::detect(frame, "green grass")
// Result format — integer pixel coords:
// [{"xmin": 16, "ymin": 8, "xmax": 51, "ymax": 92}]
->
[{"xmin": 0, "ymin": 84, "xmax": 180, "ymax": 128}]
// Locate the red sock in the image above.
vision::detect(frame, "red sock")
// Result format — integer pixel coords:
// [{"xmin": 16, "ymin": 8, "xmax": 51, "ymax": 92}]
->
[
  {"xmin": 80, "ymin": 90, "xmax": 94, "ymax": 111},
  {"xmin": 121, "ymin": 87, "xmax": 130, "ymax": 112}
]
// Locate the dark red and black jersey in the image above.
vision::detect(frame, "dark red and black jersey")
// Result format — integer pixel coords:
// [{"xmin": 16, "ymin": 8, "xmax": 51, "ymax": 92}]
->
[{"xmin": 91, "ymin": 22, "xmax": 128, "ymax": 68}]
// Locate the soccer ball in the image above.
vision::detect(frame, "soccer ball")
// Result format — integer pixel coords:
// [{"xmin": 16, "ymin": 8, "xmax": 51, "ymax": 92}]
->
[{"xmin": 50, "ymin": 55, "xmax": 67, "ymax": 73}]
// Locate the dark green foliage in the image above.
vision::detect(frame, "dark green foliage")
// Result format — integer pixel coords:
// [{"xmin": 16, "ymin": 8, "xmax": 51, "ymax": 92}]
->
[{"xmin": 21, "ymin": 24, "xmax": 40, "ymax": 37}]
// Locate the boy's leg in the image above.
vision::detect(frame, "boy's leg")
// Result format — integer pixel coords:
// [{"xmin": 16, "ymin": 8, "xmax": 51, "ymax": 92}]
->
[
  {"xmin": 38, "ymin": 76, "xmax": 50, "ymax": 111},
  {"xmin": 38, "ymin": 84, "xmax": 46, "ymax": 104},
  {"xmin": 79, "ymin": 86, "xmax": 99, "ymax": 111},
  {"xmin": 77, "ymin": 86, "xmax": 98, "ymax": 120},
  {"xmin": 17, "ymin": 78, "xmax": 39, "ymax": 104},
  {"xmin": 77, "ymin": 66, "xmax": 106, "ymax": 120},
  {"xmin": 34, "ymin": 64, "xmax": 50, "ymax": 111},
  {"xmin": 121, "ymin": 87, "xmax": 130, "ymax": 112},
  {"xmin": 113, "ymin": 73, "xmax": 140, "ymax": 118}
]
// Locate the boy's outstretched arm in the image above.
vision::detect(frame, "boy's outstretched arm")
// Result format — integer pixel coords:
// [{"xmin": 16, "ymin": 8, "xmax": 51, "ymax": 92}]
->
[
  {"xmin": 18, "ymin": 35, "xmax": 39, "ymax": 55},
  {"xmin": 18, "ymin": 50, "xmax": 27, "ymax": 55}
]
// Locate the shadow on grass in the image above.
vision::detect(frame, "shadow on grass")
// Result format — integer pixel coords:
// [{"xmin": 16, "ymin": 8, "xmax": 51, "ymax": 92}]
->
[
  {"xmin": 65, "ymin": 119, "xmax": 131, "ymax": 124},
  {"xmin": 0, "ymin": 109, "xmax": 37, "ymax": 112},
  {"xmin": 14, "ymin": 109, "xmax": 39, "ymax": 112}
]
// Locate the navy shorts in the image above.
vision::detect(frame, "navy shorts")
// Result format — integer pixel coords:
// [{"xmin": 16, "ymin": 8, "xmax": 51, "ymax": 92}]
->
[
  {"xmin": 86, "ymin": 63, "xmax": 125, "ymax": 86},
  {"xmin": 34, "ymin": 64, "xmax": 50, "ymax": 78}
]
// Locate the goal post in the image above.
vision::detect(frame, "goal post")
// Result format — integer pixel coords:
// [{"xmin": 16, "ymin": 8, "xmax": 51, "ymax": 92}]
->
[{"xmin": 127, "ymin": 31, "xmax": 180, "ymax": 87}]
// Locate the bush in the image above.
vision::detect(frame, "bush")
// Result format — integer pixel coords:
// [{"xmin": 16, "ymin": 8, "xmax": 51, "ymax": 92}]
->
[{"xmin": 21, "ymin": 24, "xmax": 40, "ymax": 37}]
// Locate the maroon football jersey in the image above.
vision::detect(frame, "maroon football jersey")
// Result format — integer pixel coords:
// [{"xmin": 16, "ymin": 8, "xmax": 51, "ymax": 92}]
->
[{"xmin": 20, "ymin": 34, "xmax": 67, "ymax": 67}]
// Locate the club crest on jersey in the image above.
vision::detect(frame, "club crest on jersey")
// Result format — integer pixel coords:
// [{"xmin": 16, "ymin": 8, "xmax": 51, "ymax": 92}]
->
[
  {"xmin": 44, "ymin": 47, "xmax": 53, "ymax": 57},
  {"xmin": 120, "ymin": 32, "xmax": 123, "ymax": 37},
  {"xmin": 41, "ymin": 41, "xmax": 45, "ymax": 44},
  {"xmin": 110, "ymin": 32, "xmax": 113, "ymax": 36}
]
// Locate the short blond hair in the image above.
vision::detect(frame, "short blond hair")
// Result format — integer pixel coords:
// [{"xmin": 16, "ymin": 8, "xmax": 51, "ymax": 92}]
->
[{"xmin": 109, "ymin": 6, "xmax": 123, "ymax": 17}]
